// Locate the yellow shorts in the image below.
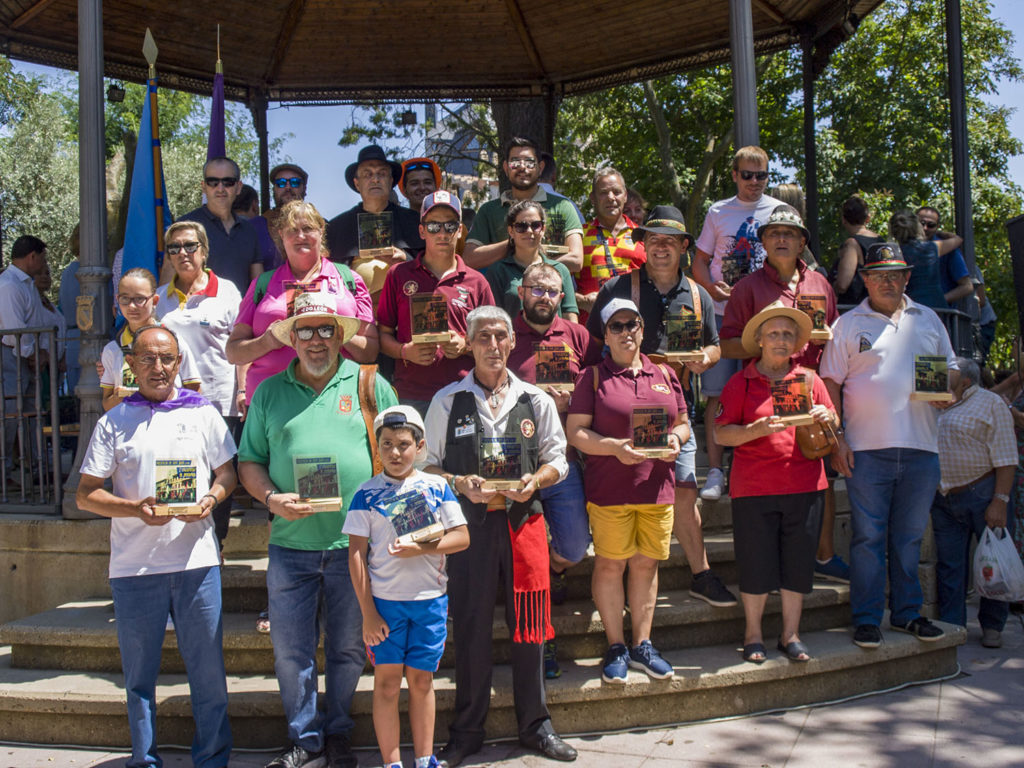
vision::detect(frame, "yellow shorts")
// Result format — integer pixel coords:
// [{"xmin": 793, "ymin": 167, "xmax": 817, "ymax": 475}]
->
[{"xmin": 586, "ymin": 502, "xmax": 674, "ymax": 561}]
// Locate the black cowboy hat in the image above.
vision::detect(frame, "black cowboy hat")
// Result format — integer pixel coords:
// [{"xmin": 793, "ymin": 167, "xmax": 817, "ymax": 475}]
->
[{"xmin": 344, "ymin": 145, "xmax": 402, "ymax": 192}]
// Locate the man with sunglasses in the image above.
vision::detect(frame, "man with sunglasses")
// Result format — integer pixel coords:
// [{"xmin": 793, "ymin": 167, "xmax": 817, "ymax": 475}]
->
[
  {"xmin": 238, "ymin": 290, "xmax": 398, "ymax": 768},
  {"xmin": 377, "ymin": 191, "xmax": 494, "ymax": 415},
  {"xmin": 915, "ymin": 206, "xmax": 974, "ymax": 310},
  {"xmin": 174, "ymin": 156, "xmax": 263, "ymax": 295},
  {"xmin": 463, "ymin": 137, "xmax": 584, "ymax": 273},
  {"xmin": 820, "ymin": 243, "xmax": 959, "ymax": 650},
  {"xmin": 259, "ymin": 163, "xmax": 310, "ymax": 267},
  {"xmin": 692, "ymin": 145, "xmax": 783, "ymax": 503}
]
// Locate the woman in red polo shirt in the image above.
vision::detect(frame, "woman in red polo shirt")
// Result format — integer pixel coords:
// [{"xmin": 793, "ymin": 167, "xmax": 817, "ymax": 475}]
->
[
  {"xmin": 715, "ymin": 301, "xmax": 838, "ymax": 664},
  {"xmin": 567, "ymin": 298, "xmax": 689, "ymax": 685}
]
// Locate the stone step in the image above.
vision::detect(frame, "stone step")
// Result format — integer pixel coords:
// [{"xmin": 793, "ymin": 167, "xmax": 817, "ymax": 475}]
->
[
  {"xmin": 0, "ymin": 622, "xmax": 966, "ymax": 750},
  {"xmin": 0, "ymin": 582, "xmax": 851, "ymax": 674}
]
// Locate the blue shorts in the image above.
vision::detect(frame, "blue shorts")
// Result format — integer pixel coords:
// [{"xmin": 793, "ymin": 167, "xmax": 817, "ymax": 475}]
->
[
  {"xmin": 540, "ymin": 460, "xmax": 592, "ymax": 563},
  {"xmin": 674, "ymin": 429, "xmax": 698, "ymax": 489},
  {"xmin": 366, "ymin": 594, "xmax": 448, "ymax": 672},
  {"xmin": 700, "ymin": 314, "xmax": 741, "ymax": 396}
]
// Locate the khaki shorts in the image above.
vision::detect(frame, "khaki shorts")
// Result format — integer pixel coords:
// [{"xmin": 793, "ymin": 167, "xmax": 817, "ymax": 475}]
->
[{"xmin": 587, "ymin": 502, "xmax": 674, "ymax": 561}]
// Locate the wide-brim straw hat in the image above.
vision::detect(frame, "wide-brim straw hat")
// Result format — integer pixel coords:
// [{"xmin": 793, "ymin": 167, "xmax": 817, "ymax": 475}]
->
[
  {"xmin": 271, "ymin": 290, "xmax": 360, "ymax": 347},
  {"xmin": 740, "ymin": 300, "xmax": 812, "ymax": 356}
]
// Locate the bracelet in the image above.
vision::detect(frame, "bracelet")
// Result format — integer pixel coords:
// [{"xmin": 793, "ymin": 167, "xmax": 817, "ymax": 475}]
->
[
  {"xmin": 994, "ymin": 493, "xmax": 1010, "ymax": 503},
  {"xmin": 264, "ymin": 489, "xmax": 277, "ymax": 506},
  {"xmin": 201, "ymin": 493, "xmax": 218, "ymax": 506}
]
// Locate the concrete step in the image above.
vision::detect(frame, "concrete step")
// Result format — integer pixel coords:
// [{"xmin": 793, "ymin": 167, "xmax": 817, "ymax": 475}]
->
[
  {"xmin": 0, "ymin": 621, "xmax": 966, "ymax": 749},
  {"xmin": 0, "ymin": 582, "xmax": 851, "ymax": 674}
]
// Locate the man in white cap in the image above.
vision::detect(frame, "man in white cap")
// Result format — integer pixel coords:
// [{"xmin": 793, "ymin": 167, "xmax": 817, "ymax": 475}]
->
[{"xmin": 238, "ymin": 290, "xmax": 399, "ymax": 768}]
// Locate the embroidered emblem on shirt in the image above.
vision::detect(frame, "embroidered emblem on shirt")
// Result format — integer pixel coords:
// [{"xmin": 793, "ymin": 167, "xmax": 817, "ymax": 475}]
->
[
  {"xmin": 338, "ymin": 395, "xmax": 352, "ymax": 413},
  {"xmin": 403, "ymin": 280, "xmax": 419, "ymax": 296},
  {"xmin": 520, "ymin": 419, "xmax": 536, "ymax": 438},
  {"xmin": 858, "ymin": 335, "xmax": 873, "ymax": 353},
  {"xmin": 652, "ymin": 383, "xmax": 671, "ymax": 394}
]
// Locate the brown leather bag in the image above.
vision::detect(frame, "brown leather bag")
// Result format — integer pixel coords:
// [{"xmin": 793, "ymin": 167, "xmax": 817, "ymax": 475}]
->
[
  {"xmin": 795, "ymin": 420, "xmax": 838, "ymax": 460},
  {"xmin": 358, "ymin": 364, "xmax": 383, "ymax": 475}
]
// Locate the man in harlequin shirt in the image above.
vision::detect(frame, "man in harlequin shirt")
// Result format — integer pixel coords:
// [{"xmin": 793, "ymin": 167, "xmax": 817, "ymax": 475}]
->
[
  {"xmin": 576, "ymin": 168, "xmax": 645, "ymax": 321},
  {"xmin": 377, "ymin": 191, "xmax": 495, "ymax": 415}
]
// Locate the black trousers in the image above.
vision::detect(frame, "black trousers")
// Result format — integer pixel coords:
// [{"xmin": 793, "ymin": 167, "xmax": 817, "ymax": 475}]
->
[{"xmin": 446, "ymin": 507, "xmax": 552, "ymax": 746}]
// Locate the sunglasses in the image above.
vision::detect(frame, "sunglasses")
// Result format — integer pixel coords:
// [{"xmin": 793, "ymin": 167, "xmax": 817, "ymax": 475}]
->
[
  {"xmin": 918, "ymin": 219, "xmax": 938, "ymax": 229},
  {"xmin": 512, "ymin": 220, "xmax": 544, "ymax": 233},
  {"xmin": 508, "ymin": 158, "xmax": 538, "ymax": 170},
  {"xmin": 405, "ymin": 161, "xmax": 435, "ymax": 173},
  {"xmin": 423, "ymin": 221, "xmax": 460, "ymax": 234},
  {"xmin": 117, "ymin": 294, "xmax": 155, "ymax": 307},
  {"xmin": 166, "ymin": 241, "xmax": 201, "ymax": 255},
  {"xmin": 606, "ymin": 319, "xmax": 642, "ymax": 334},
  {"xmin": 738, "ymin": 170, "xmax": 769, "ymax": 181},
  {"xmin": 295, "ymin": 324, "xmax": 337, "ymax": 341},
  {"xmin": 524, "ymin": 285, "xmax": 560, "ymax": 299},
  {"xmin": 273, "ymin": 177, "xmax": 304, "ymax": 188},
  {"xmin": 204, "ymin": 176, "xmax": 238, "ymax": 187}
]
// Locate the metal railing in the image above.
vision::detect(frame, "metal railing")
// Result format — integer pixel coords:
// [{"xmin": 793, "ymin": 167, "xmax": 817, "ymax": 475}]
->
[{"xmin": 0, "ymin": 326, "xmax": 62, "ymax": 513}]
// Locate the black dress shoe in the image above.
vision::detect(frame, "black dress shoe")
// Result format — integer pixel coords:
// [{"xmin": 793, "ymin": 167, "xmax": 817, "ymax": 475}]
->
[
  {"xmin": 438, "ymin": 740, "xmax": 482, "ymax": 767},
  {"xmin": 522, "ymin": 732, "xmax": 578, "ymax": 762}
]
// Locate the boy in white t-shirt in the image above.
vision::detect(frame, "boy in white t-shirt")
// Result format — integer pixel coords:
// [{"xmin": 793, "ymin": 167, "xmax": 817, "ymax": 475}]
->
[{"xmin": 344, "ymin": 406, "xmax": 469, "ymax": 768}]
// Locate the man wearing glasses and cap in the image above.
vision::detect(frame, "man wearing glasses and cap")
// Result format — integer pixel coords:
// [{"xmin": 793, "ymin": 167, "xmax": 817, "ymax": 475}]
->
[
  {"xmin": 172, "ymin": 155, "xmax": 263, "ymax": 295},
  {"xmin": 238, "ymin": 290, "xmax": 399, "ymax": 768}
]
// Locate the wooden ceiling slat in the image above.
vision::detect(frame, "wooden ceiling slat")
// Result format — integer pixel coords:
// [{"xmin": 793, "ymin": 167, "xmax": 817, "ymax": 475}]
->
[{"xmin": 10, "ymin": 0, "xmax": 55, "ymax": 29}]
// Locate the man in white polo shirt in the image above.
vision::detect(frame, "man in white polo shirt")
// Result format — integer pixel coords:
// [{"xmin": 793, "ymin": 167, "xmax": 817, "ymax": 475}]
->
[{"xmin": 77, "ymin": 325, "xmax": 237, "ymax": 768}]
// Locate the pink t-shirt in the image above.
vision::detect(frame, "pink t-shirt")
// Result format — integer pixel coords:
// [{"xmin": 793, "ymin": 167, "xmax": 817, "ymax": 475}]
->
[{"xmin": 235, "ymin": 257, "xmax": 373, "ymax": 403}]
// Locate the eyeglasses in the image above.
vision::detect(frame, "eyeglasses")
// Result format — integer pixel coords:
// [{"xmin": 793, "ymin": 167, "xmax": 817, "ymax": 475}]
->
[
  {"xmin": 295, "ymin": 324, "xmax": 337, "ymax": 341},
  {"xmin": 204, "ymin": 176, "xmax": 238, "ymax": 187},
  {"xmin": 273, "ymin": 177, "xmax": 304, "ymax": 188},
  {"xmin": 117, "ymin": 294, "xmax": 155, "ymax": 307},
  {"xmin": 863, "ymin": 271, "xmax": 907, "ymax": 283},
  {"xmin": 423, "ymin": 220, "xmax": 460, "ymax": 234},
  {"xmin": 166, "ymin": 241, "xmax": 201, "ymax": 255},
  {"xmin": 918, "ymin": 219, "xmax": 938, "ymax": 229},
  {"xmin": 606, "ymin": 319, "xmax": 642, "ymax": 334},
  {"xmin": 512, "ymin": 220, "xmax": 544, "ymax": 233},
  {"xmin": 525, "ymin": 285, "xmax": 561, "ymax": 299},
  {"xmin": 508, "ymin": 158, "xmax": 538, "ymax": 170},
  {"xmin": 738, "ymin": 170, "xmax": 769, "ymax": 181},
  {"xmin": 135, "ymin": 354, "xmax": 178, "ymax": 367}
]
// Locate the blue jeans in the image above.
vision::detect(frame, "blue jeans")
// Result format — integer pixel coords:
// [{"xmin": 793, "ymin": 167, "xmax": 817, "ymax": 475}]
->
[
  {"xmin": 540, "ymin": 460, "xmax": 591, "ymax": 564},
  {"xmin": 931, "ymin": 473, "xmax": 1011, "ymax": 631},
  {"xmin": 110, "ymin": 566, "xmax": 231, "ymax": 768},
  {"xmin": 846, "ymin": 448, "xmax": 940, "ymax": 627},
  {"xmin": 267, "ymin": 544, "xmax": 364, "ymax": 753}
]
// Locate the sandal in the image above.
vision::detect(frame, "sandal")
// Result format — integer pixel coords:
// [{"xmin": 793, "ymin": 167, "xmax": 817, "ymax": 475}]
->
[
  {"xmin": 256, "ymin": 610, "xmax": 270, "ymax": 634},
  {"xmin": 742, "ymin": 642, "xmax": 767, "ymax": 664},
  {"xmin": 777, "ymin": 639, "xmax": 811, "ymax": 662}
]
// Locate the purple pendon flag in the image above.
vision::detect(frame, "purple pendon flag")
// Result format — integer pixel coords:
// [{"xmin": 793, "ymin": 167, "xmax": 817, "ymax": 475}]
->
[{"xmin": 207, "ymin": 67, "xmax": 225, "ymax": 160}]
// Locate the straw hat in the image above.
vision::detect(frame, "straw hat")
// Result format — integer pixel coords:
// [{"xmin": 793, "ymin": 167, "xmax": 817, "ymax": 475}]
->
[{"xmin": 740, "ymin": 300, "xmax": 811, "ymax": 356}]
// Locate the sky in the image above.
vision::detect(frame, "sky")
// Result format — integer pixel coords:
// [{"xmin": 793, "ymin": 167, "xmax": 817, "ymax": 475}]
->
[{"xmin": 9, "ymin": 0, "xmax": 1024, "ymax": 219}]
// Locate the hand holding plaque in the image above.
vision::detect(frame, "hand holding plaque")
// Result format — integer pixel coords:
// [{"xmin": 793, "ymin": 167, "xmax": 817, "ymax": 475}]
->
[
  {"xmin": 631, "ymin": 405, "xmax": 675, "ymax": 458},
  {"xmin": 153, "ymin": 458, "xmax": 201, "ymax": 516},
  {"xmin": 479, "ymin": 437, "xmax": 525, "ymax": 491},
  {"xmin": 770, "ymin": 375, "xmax": 816, "ymax": 425},
  {"xmin": 293, "ymin": 455, "xmax": 343, "ymax": 513},
  {"xmin": 410, "ymin": 293, "xmax": 453, "ymax": 344}
]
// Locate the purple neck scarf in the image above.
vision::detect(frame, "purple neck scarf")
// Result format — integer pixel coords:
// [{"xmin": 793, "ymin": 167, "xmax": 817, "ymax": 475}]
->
[{"xmin": 123, "ymin": 388, "xmax": 209, "ymax": 411}]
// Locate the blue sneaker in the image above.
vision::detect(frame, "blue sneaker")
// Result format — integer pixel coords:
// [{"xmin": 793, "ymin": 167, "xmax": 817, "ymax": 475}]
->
[
  {"xmin": 601, "ymin": 643, "xmax": 629, "ymax": 684},
  {"xmin": 815, "ymin": 555, "xmax": 851, "ymax": 583},
  {"xmin": 628, "ymin": 640, "xmax": 674, "ymax": 679}
]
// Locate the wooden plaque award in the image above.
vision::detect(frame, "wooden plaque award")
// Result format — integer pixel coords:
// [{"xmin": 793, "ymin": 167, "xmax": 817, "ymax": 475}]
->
[
  {"xmin": 542, "ymin": 211, "xmax": 569, "ymax": 255},
  {"xmin": 293, "ymin": 455, "xmax": 343, "ymax": 513},
  {"xmin": 796, "ymin": 294, "xmax": 832, "ymax": 341},
  {"xmin": 534, "ymin": 344, "xmax": 574, "ymax": 392},
  {"xmin": 381, "ymin": 489, "xmax": 445, "ymax": 545},
  {"xmin": 153, "ymin": 458, "xmax": 201, "ymax": 516},
  {"xmin": 480, "ymin": 437, "xmax": 525, "ymax": 491},
  {"xmin": 410, "ymin": 293, "xmax": 453, "ymax": 343},
  {"xmin": 665, "ymin": 311, "xmax": 704, "ymax": 363},
  {"xmin": 770, "ymin": 375, "xmax": 816, "ymax": 426},
  {"xmin": 116, "ymin": 360, "xmax": 139, "ymax": 399},
  {"xmin": 910, "ymin": 355, "xmax": 953, "ymax": 402},
  {"xmin": 357, "ymin": 211, "xmax": 394, "ymax": 260},
  {"xmin": 631, "ymin": 405, "xmax": 674, "ymax": 458}
]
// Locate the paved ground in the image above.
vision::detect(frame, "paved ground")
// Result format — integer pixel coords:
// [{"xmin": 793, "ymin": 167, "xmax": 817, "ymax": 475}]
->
[{"xmin": 3, "ymin": 607, "xmax": 1022, "ymax": 768}]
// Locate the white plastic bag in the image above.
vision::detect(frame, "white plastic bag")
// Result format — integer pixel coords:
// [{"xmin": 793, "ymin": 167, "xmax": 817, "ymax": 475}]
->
[{"xmin": 973, "ymin": 526, "xmax": 1024, "ymax": 602}]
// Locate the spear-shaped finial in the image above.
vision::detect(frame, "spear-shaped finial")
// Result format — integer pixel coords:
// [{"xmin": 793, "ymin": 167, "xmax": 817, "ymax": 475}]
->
[{"xmin": 143, "ymin": 28, "xmax": 158, "ymax": 78}]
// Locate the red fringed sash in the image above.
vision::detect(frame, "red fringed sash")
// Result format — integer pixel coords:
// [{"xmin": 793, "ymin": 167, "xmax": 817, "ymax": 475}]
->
[{"xmin": 509, "ymin": 514, "xmax": 554, "ymax": 643}]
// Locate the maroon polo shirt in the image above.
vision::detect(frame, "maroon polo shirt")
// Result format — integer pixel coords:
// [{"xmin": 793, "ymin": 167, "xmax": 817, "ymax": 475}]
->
[
  {"xmin": 569, "ymin": 355, "xmax": 687, "ymax": 506},
  {"xmin": 377, "ymin": 254, "xmax": 494, "ymax": 401},
  {"xmin": 716, "ymin": 361, "xmax": 833, "ymax": 499},
  {"xmin": 719, "ymin": 260, "xmax": 838, "ymax": 369}
]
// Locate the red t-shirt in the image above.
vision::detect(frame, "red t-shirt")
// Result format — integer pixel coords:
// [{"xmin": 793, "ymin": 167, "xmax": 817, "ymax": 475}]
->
[
  {"xmin": 716, "ymin": 361, "xmax": 833, "ymax": 499},
  {"xmin": 569, "ymin": 355, "xmax": 687, "ymax": 506},
  {"xmin": 377, "ymin": 254, "xmax": 494, "ymax": 401},
  {"xmin": 719, "ymin": 260, "xmax": 838, "ymax": 369}
]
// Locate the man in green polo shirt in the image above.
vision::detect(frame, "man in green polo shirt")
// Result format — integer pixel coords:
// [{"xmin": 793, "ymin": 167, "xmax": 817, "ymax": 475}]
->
[
  {"xmin": 463, "ymin": 137, "xmax": 584, "ymax": 273},
  {"xmin": 238, "ymin": 290, "xmax": 397, "ymax": 768}
]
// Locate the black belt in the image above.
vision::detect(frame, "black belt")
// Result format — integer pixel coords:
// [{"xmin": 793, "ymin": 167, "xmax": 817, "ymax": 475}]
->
[{"xmin": 947, "ymin": 469, "xmax": 994, "ymax": 496}]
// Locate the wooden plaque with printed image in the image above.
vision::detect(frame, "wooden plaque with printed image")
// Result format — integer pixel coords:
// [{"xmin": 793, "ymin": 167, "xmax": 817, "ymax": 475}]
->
[
  {"xmin": 665, "ymin": 311, "xmax": 705, "ymax": 363},
  {"xmin": 542, "ymin": 211, "xmax": 569, "ymax": 255},
  {"xmin": 293, "ymin": 455, "xmax": 343, "ymax": 513},
  {"xmin": 796, "ymin": 294, "xmax": 832, "ymax": 341},
  {"xmin": 631, "ymin": 405, "xmax": 674, "ymax": 458},
  {"xmin": 153, "ymin": 458, "xmax": 201, "ymax": 516},
  {"xmin": 410, "ymin": 293, "xmax": 453, "ymax": 343},
  {"xmin": 380, "ymin": 489, "xmax": 445, "ymax": 545},
  {"xmin": 357, "ymin": 211, "xmax": 394, "ymax": 259},
  {"xmin": 534, "ymin": 344, "xmax": 574, "ymax": 392},
  {"xmin": 910, "ymin": 355, "xmax": 953, "ymax": 401},
  {"xmin": 480, "ymin": 437, "xmax": 525, "ymax": 491},
  {"xmin": 771, "ymin": 375, "xmax": 816, "ymax": 425}
]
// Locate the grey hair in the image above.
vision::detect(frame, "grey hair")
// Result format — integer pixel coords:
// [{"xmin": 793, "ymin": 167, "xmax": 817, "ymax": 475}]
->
[
  {"xmin": 466, "ymin": 305, "xmax": 514, "ymax": 340},
  {"xmin": 955, "ymin": 357, "xmax": 980, "ymax": 386},
  {"xmin": 591, "ymin": 167, "xmax": 625, "ymax": 193}
]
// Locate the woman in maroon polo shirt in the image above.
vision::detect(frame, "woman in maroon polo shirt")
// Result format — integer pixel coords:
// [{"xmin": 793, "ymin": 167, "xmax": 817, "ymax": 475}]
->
[
  {"xmin": 567, "ymin": 298, "xmax": 689, "ymax": 684},
  {"xmin": 715, "ymin": 302, "xmax": 839, "ymax": 664}
]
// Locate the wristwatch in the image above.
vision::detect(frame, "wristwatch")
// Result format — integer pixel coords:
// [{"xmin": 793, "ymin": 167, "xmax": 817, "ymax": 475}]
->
[
  {"xmin": 994, "ymin": 493, "xmax": 1010, "ymax": 503},
  {"xmin": 448, "ymin": 474, "xmax": 462, "ymax": 497}
]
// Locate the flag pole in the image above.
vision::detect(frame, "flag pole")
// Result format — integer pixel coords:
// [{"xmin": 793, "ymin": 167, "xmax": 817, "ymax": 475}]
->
[
  {"xmin": 216, "ymin": 24, "xmax": 222, "ymax": 74},
  {"xmin": 143, "ymin": 29, "xmax": 165, "ymax": 275}
]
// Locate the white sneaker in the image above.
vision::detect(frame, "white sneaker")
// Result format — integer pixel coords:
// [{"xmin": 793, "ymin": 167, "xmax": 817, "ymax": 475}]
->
[{"xmin": 700, "ymin": 468, "xmax": 725, "ymax": 501}]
